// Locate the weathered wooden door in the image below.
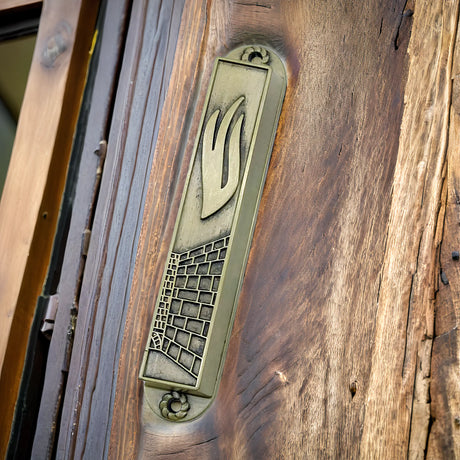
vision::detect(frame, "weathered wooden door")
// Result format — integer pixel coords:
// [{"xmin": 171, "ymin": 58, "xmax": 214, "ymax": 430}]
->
[{"xmin": 24, "ymin": 0, "xmax": 460, "ymax": 458}]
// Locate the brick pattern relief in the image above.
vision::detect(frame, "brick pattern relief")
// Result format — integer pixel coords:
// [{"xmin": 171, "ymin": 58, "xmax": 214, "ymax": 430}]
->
[{"xmin": 147, "ymin": 236, "xmax": 229, "ymax": 382}]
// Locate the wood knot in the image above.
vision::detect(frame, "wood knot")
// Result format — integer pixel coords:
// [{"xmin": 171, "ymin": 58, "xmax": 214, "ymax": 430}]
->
[{"xmin": 41, "ymin": 21, "xmax": 72, "ymax": 68}]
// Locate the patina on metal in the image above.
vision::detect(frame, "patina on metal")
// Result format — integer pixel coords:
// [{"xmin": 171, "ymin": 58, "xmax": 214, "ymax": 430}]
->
[{"xmin": 140, "ymin": 45, "xmax": 286, "ymax": 420}]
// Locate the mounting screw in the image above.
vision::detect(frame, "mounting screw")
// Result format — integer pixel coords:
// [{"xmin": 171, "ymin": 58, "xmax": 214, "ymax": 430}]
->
[
  {"xmin": 452, "ymin": 251, "xmax": 459, "ymax": 261},
  {"xmin": 241, "ymin": 46, "xmax": 270, "ymax": 64},
  {"xmin": 159, "ymin": 391, "xmax": 190, "ymax": 421}
]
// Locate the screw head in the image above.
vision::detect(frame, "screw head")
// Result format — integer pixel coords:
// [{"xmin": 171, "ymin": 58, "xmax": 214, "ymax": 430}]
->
[{"xmin": 159, "ymin": 391, "xmax": 190, "ymax": 421}]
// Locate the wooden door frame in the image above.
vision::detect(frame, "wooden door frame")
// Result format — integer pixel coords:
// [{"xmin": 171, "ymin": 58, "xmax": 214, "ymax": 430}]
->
[
  {"xmin": 0, "ymin": 0, "xmax": 100, "ymax": 456},
  {"xmin": 32, "ymin": 2, "xmax": 186, "ymax": 457}
]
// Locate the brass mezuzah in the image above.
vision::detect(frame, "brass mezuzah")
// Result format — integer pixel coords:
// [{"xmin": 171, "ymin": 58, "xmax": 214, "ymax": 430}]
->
[{"xmin": 140, "ymin": 45, "xmax": 286, "ymax": 419}]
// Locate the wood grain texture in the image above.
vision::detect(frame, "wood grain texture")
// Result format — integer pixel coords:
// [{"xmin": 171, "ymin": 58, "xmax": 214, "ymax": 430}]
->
[
  {"xmin": 361, "ymin": 2, "xmax": 458, "ymax": 458},
  {"xmin": 31, "ymin": 0, "xmax": 130, "ymax": 457},
  {"xmin": 109, "ymin": 1, "xmax": 209, "ymax": 457},
  {"xmin": 108, "ymin": 0, "xmax": 449, "ymax": 458},
  {"xmin": 0, "ymin": 0, "xmax": 98, "ymax": 456},
  {"xmin": 47, "ymin": 1, "xmax": 185, "ymax": 458},
  {"xmin": 426, "ymin": 8, "xmax": 460, "ymax": 457}
]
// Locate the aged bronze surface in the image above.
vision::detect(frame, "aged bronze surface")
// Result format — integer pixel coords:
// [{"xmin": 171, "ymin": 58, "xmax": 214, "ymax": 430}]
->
[{"xmin": 140, "ymin": 45, "xmax": 286, "ymax": 420}]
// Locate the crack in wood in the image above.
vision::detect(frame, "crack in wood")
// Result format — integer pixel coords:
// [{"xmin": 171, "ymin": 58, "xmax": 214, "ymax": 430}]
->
[
  {"xmin": 394, "ymin": 1, "xmax": 413, "ymax": 50},
  {"xmin": 235, "ymin": 1, "xmax": 272, "ymax": 9}
]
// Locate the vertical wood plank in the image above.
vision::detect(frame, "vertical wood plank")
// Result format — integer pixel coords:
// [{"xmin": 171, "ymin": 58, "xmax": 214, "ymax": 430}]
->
[
  {"xmin": 0, "ymin": 0, "xmax": 99, "ymax": 456},
  {"xmin": 426, "ymin": 8, "xmax": 460, "ymax": 457},
  {"xmin": 361, "ymin": 1, "xmax": 459, "ymax": 458},
  {"xmin": 51, "ymin": 1, "xmax": 186, "ymax": 458},
  {"xmin": 108, "ymin": 1, "xmax": 208, "ymax": 456},
  {"xmin": 30, "ymin": 0, "xmax": 131, "ymax": 457}
]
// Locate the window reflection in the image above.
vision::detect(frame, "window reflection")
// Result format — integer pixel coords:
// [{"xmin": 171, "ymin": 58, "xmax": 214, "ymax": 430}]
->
[{"xmin": 0, "ymin": 34, "xmax": 36, "ymax": 196}]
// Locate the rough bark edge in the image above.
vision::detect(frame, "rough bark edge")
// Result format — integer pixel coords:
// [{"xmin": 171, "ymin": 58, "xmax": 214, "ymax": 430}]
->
[{"xmin": 360, "ymin": 1, "xmax": 459, "ymax": 458}]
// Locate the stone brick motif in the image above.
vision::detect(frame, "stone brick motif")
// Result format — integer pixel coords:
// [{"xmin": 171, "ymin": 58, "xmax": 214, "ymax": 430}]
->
[{"xmin": 147, "ymin": 236, "xmax": 229, "ymax": 382}]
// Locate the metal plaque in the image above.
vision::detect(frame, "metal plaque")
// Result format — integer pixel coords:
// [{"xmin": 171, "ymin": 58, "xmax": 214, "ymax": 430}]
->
[{"xmin": 140, "ymin": 45, "xmax": 286, "ymax": 419}]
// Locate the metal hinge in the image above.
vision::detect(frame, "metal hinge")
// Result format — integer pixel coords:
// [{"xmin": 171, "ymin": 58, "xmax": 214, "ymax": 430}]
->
[{"xmin": 40, "ymin": 294, "xmax": 59, "ymax": 339}]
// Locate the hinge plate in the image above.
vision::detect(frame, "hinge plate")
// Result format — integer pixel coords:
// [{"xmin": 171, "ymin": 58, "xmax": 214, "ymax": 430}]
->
[{"xmin": 40, "ymin": 294, "xmax": 59, "ymax": 339}]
